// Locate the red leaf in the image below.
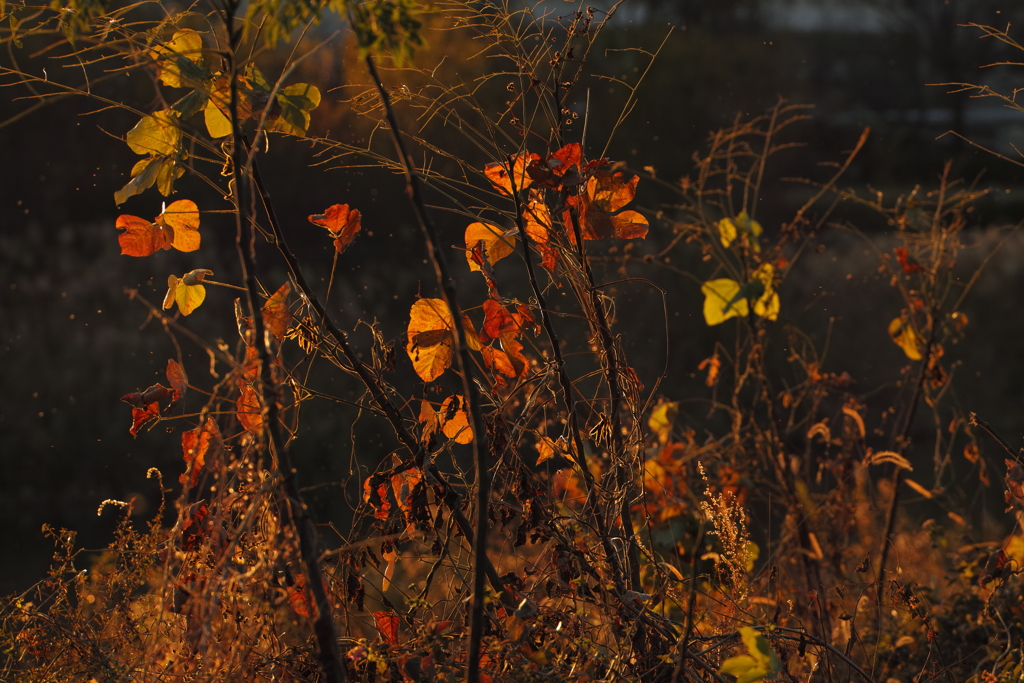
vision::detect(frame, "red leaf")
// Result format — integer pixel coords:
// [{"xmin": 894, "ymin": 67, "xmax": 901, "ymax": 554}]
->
[
  {"xmin": 286, "ymin": 574, "xmax": 318, "ymax": 618},
  {"xmin": 373, "ymin": 610, "xmax": 401, "ymax": 646},
  {"xmin": 895, "ymin": 246, "xmax": 924, "ymax": 274},
  {"xmin": 166, "ymin": 359, "xmax": 188, "ymax": 405},
  {"xmin": 308, "ymin": 204, "xmax": 362, "ymax": 254},
  {"xmin": 128, "ymin": 402, "xmax": 160, "ymax": 437},
  {"xmin": 391, "ymin": 467, "xmax": 423, "ymax": 516},
  {"xmin": 481, "ymin": 300, "xmax": 516, "ymax": 344}
]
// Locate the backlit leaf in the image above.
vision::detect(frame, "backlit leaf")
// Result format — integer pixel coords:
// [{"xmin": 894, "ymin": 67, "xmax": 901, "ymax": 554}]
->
[
  {"xmin": 373, "ymin": 610, "xmax": 400, "ymax": 646},
  {"xmin": 308, "ymin": 204, "xmax": 362, "ymax": 254},
  {"xmin": 440, "ymin": 395, "xmax": 473, "ymax": 444},
  {"xmin": 114, "ymin": 156, "xmax": 166, "ymax": 206},
  {"xmin": 648, "ymin": 401, "xmax": 679, "ymax": 444},
  {"xmin": 164, "ymin": 269, "xmax": 213, "ymax": 316},
  {"xmin": 179, "ymin": 417, "xmax": 221, "ymax": 487},
  {"xmin": 484, "ymin": 152, "xmax": 539, "ymax": 195},
  {"xmin": 588, "ymin": 171, "xmax": 638, "ymax": 213},
  {"xmin": 889, "ymin": 317, "xmax": 923, "ymax": 360},
  {"xmin": 406, "ymin": 298, "xmax": 454, "ymax": 382},
  {"xmin": 381, "ymin": 547, "xmax": 398, "ymax": 592},
  {"xmin": 126, "ymin": 109, "xmax": 181, "ymax": 156},
  {"xmin": 236, "ymin": 380, "xmax": 263, "ymax": 433},
  {"xmin": 702, "ymin": 278, "xmax": 747, "ymax": 325},
  {"xmin": 204, "ymin": 97, "xmax": 232, "ymax": 138},
  {"xmin": 465, "ymin": 222, "xmax": 515, "ymax": 272},
  {"xmin": 150, "ymin": 29, "xmax": 204, "ymax": 88},
  {"xmin": 166, "ymin": 358, "xmax": 188, "ymax": 405},
  {"xmin": 269, "ymin": 82, "xmax": 322, "ymax": 136},
  {"xmin": 128, "ymin": 402, "xmax": 160, "ymax": 437},
  {"xmin": 719, "ymin": 627, "xmax": 781, "ymax": 683},
  {"xmin": 536, "ymin": 436, "xmax": 558, "ymax": 465},
  {"xmin": 262, "ymin": 282, "xmax": 292, "ymax": 342},
  {"xmin": 116, "ymin": 214, "xmax": 170, "ymax": 257},
  {"xmin": 160, "ymin": 199, "xmax": 201, "ymax": 252}
]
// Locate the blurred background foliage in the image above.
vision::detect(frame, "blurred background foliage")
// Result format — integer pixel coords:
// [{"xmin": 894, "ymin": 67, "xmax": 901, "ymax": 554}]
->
[{"xmin": 4, "ymin": 0, "xmax": 1024, "ymax": 593}]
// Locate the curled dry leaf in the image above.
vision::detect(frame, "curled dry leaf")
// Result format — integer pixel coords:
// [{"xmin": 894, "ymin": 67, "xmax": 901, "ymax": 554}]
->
[
  {"xmin": 405, "ymin": 298, "xmax": 454, "ymax": 382},
  {"xmin": 166, "ymin": 358, "xmax": 188, "ymax": 407},
  {"xmin": 484, "ymin": 152, "xmax": 540, "ymax": 195}
]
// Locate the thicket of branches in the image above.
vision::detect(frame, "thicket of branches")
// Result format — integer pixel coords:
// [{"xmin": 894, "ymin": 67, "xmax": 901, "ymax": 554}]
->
[{"xmin": 2, "ymin": 1, "xmax": 1024, "ymax": 682}]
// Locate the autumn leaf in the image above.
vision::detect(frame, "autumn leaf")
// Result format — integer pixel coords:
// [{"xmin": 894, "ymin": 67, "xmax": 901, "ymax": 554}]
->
[
  {"xmin": 286, "ymin": 574, "xmax": 315, "ymax": 618},
  {"xmin": 163, "ymin": 269, "xmax": 213, "ymax": 316},
  {"xmin": 523, "ymin": 192, "xmax": 558, "ymax": 275},
  {"xmin": 390, "ymin": 466, "xmax": 423, "ymax": 519},
  {"xmin": 363, "ymin": 477, "xmax": 392, "ymax": 520},
  {"xmin": 121, "ymin": 384, "xmax": 173, "ymax": 436},
  {"xmin": 166, "ymin": 358, "xmax": 188, "ymax": 406},
  {"xmin": 308, "ymin": 204, "xmax": 362, "ymax": 254},
  {"xmin": 179, "ymin": 417, "xmax": 221, "ymax": 487},
  {"xmin": 116, "ymin": 199, "xmax": 200, "ymax": 256},
  {"xmin": 526, "ymin": 142, "xmax": 584, "ymax": 188},
  {"xmin": 149, "ymin": 29, "xmax": 205, "ymax": 88},
  {"xmin": 373, "ymin": 611, "xmax": 401, "ymax": 646},
  {"xmin": 262, "ymin": 282, "xmax": 292, "ymax": 342},
  {"xmin": 114, "ymin": 155, "xmax": 184, "ymax": 206},
  {"xmin": 718, "ymin": 211, "xmax": 763, "ymax": 251},
  {"xmin": 566, "ymin": 171, "xmax": 649, "ymax": 241},
  {"xmin": 536, "ymin": 436, "xmax": 558, "ymax": 465},
  {"xmin": 702, "ymin": 264, "xmax": 779, "ymax": 326},
  {"xmin": 269, "ymin": 82, "xmax": 322, "ymax": 136},
  {"xmin": 465, "ymin": 222, "xmax": 516, "ymax": 272},
  {"xmin": 128, "ymin": 401, "xmax": 160, "ymax": 437},
  {"xmin": 439, "ymin": 394, "xmax": 473, "ymax": 444},
  {"xmin": 406, "ymin": 298, "xmax": 454, "ymax": 382},
  {"xmin": 126, "ymin": 109, "xmax": 182, "ymax": 157},
  {"xmin": 485, "ymin": 152, "xmax": 540, "ymax": 195},
  {"xmin": 719, "ymin": 627, "xmax": 781, "ymax": 683},
  {"xmin": 889, "ymin": 317, "xmax": 923, "ymax": 360},
  {"xmin": 381, "ymin": 545, "xmax": 398, "ymax": 592},
  {"xmin": 648, "ymin": 401, "xmax": 678, "ymax": 444},
  {"xmin": 235, "ymin": 382, "xmax": 263, "ymax": 434}
]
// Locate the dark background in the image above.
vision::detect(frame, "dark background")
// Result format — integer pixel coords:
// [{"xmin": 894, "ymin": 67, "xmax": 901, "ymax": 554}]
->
[{"xmin": 4, "ymin": 0, "xmax": 1024, "ymax": 593}]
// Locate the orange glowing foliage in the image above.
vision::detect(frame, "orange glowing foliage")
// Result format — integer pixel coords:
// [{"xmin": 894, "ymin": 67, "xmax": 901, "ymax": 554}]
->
[
  {"xmin": 235, "ymin": 380, "xmax": 263, "ymax": 433},
  {"xmin": 166, "ymin": 358, "xmax": 188, "ymax": 405},
  {"xmin": 262, "ymin": 282, "xmax": 292, "ymax": 342},
  {"xmin": 308, "ymin": 204, "xmax": 362, "ymax": 254},
  {"xmin": 406, "ymin": 298, "xmax": 454, "ymax": 382},
  {"xmin": 439, "ymin": 394, "xmax": 473, "ymax": 444},
  {"xmin": 373, "ymin": 611, "xmax": 401, "ymax": 646},
  {"xmin": 564, "ymin": 171, "xmax": 648, "ymax": 241},
  {"xmin": 179, "ymin": 417, "xmax": 221, "ymax": 487},
  {"xmin": 116, "ymin": 199, "xmax": 200, "ymax": 256},
  {"xmin": 363, "ymin": 478, "xmax": 392, "ymax": 520},
  {"xmin": 485, "ymin": 152, "xmax": 540, "ymax": 195},
  {"xmin": 465, "ymin": 222, "xmax": 515, "ymax": 272}
]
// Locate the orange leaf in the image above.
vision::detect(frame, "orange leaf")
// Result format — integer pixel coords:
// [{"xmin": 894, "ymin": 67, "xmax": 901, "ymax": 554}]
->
[
  {"xmin": 484, "ymin": 152, "xmax": 540, "ymax": 195},
  {"xmin": 609, "ymin": 210, "xmax": 649, "ymax": 240},
  {"xmin": 166, "ymin": 358, "xmax": 188, "ymax": 405},
  {"xmin": 418, "ymin": 400, "xmax": 439, "ymax": 445},
  {"xmin": 373, "ymin": 610, "xmax": 401, "ymax": 646},
  {"xmin": 440, "ymin": 395, "xmax": 473, "ymax": 444},
  {"xmin": 381, "ymin": 546, "xmax": 398, "ymax": 592},
  {"xmin": 308, "ymin": 204, "xmax": 362, "ymax": 254},
  {"xmin": 161, "ymin": 199, "xmax": 201, "ymax": 252},
  {"xmin": 179, "ymin": 417, "xmax": 221, "ymax": 487},
  {"xmin": 588, "ymin": 171, "xmax": 638, "ymax": 212},
  {"xmin": 406, "ymin": 298, "xmax": 454, "ymax": 382},
  {"xmin": 116, "ymin": 214, "xmax": 170, "ymax": 256},
  {"xmin": 391, "ymin": 467, "xmax": 423, "ymax": 516},
  {"xmin": 262, "ymin": 282, "xmax": 292, "ymax": 342},
  {"xmin": 536, "ymin": 436, "xmax": 557, "ymax": 465},
  {"xmin": 465, "ymin": 222, "xmax": 516, "ymax": 272},
  {"xmin": 481, "ymin": 345, "xmax": 517, "ymax": 379},
  {"xmin": 235, "ymin": 380, "xmax": 263, "ymax": 433},
  {"xmin": 363, "ymin": 478, "xmax": 392, "ymax": 520}
]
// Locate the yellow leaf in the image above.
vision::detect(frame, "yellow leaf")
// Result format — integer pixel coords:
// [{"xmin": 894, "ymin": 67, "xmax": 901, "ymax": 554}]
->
[
  {"xmin": 718, "ymin": 217, "xmax": 737, "ymax": 247},
  {"xmin": 465, "ymin": 222, "xmax": 516, "ymax": 272},
  {"xmin": 750, "ymin": 263, "xmax": 779, "ymax": 320},
  {"xmin": 536, "ymin": 436, "xmax": 557, "ymax": 465},
  {"xmin": 126, "ymin": 109, "xmax": 181, "ymax": 156},
  {"xmin": 164, "ymin": 269, "xmax": 212, "ymax": 316},
  {"xmin": 150, "ymin": 29, "xmax": 204, "ymax": 88},
  {"xmin": 648, "ymin": 401, "xmax": 678, "ymax": 444},
  {"xmin": 702, "ymin": 278, "xmax": 747, "ymax": 325},
  {"xmin": 204, "ymin": 97, "xmax": 232, "ymax": 139},
  {"xmin": 888, "ymin": 317, "xmax": 923, "ymax": 360},
  {"xmin": 406, "ymin": 298, "xmax": 454, "ymax": 382},
  {"xmin": 159, "ymin": 199, "xmax": 201, "ymax": 252}
]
